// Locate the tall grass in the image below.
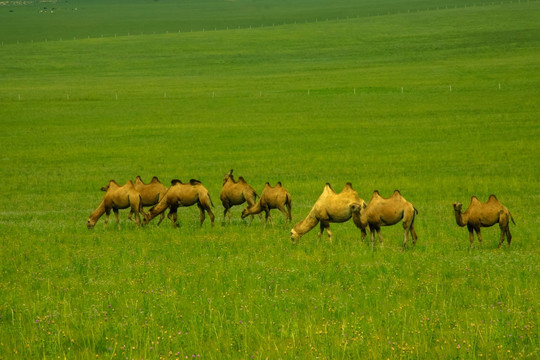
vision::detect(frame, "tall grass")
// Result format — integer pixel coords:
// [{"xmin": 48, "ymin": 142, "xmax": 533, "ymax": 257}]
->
[{"xmin": 0, "ymin": 0, "xmax": 539, "ymax": 358}]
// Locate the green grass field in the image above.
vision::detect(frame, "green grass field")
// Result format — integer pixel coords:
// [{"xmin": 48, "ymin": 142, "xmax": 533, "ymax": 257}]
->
[{"xmin": 0, "ymin": 0, "xmax": 539, "ymax": 358}]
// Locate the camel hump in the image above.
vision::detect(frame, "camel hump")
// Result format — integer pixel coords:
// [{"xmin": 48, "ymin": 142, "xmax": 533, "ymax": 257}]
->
[
  {"xmin": 238, "ymin": 176, "xmax": 247, "ymax": 184},
  {"xmin": 393, "ymin": 189, "xmax": 401, "ymax": 195},
  {"xmin": 470, "ymin": 196, "xmax": 480, "ymax": 205},
  {"xmin": 488, "ymin": 194, "xmax": 499, "ymax": 202},
  {"xmin": 189, "ymin": 179, "xmax": 202, "ymax": 186},
  {"xmin": 151, "ymin": 176, "xmax": 161, "ymax": 183},
  {"xmin": 136, "ymin": 175, "xmax": 143, "ymax": 181},
  {"xmin": 276, "ymin": 181, "xmax": 282, "ymax": 187},
  {"xmin": 171, "ymin": 179, "xmax": 183, "ymax": 185},
  {"xmin": 345, "ymin": 182, "xmax": 353, "ymax": 189}
]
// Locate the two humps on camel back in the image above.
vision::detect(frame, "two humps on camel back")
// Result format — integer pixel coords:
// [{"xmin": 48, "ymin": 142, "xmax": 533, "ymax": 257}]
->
[
  {"xmin": 143, "ymin": 179, "xmax": 215, "ymax": 228},
  {"xmin": 220, "ymin": 169, "xmax": 260, "ymax": 224},
  {"xmin": 87, "ymin": 180, "xmax": 146, "ymax": 229},
  {"xmin": 290, "ymin": 182, "xmax": 365, "ymax": 243},
  {"xmin": 352, "ymin": 190, "xmax": 418, "ymax": 248},
  {"xmin": 453, "ymin": 195, "xmax": 515, "ymax": 249},
  {"xmin": 241, "ymin": 182, "xmax": 292, "ymax": 227}
]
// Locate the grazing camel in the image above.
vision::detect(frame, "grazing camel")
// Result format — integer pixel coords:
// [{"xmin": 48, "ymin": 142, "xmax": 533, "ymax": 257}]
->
[
  {"xmin": 144, "ymin": 179, "xmax": 215, "ymax": 227},
  {"xmin": 241, "ymin": 182, "xmax": 292, "ymax": 226},
  {"xmin": 128, "ymin": 176, "xmax": 168, "ymax": 224},
  {"xmin": 220, "ymin": 169, "xmax": 259, "ymax": 224},
  {"xmin": 290, "ymin": 182, "xmax": 365, "ymax": 243},
  {"xmin": 353, "ymin": 190, "xmax": 418, "ymax": 248},
  {"xmin": 453, "ymin": 195, "xmax": 515, "ymax": 248},
  {"xmin": 87, "ymin": 180, "xmax": 145, "ymax": 229}
]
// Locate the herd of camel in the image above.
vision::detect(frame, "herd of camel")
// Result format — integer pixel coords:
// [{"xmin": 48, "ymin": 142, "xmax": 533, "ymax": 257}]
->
[{"xmin": 86, "ymin": 169, "xmax": 515, "ymax": 248}]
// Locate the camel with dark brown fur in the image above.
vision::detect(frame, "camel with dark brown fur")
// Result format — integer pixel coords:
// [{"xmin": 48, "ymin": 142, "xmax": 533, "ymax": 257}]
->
[
  {"xmin": 144, "ymin": 179, "xmax": 215, "ymax": 227},
  {"xmin": 453, "ymin": 195, "xmax": 515, "ymax": 248},
  {"xmin": 290, "ymin": 183, "xmax": 365, "ymax": 243},
  {"xmin": 220, "ymin": 169, "xmax": 258, "ymax": 224},
  {"xmin": 87, "ymin": 180, "xmax": 145, "ymax": 229},
  {"xmin": 353, "ymin": 190, "xmax": 418, "ymax": 248},
  {"xmin": 241, "ymin": 182, "xmax": 292, "ymax": 226}
]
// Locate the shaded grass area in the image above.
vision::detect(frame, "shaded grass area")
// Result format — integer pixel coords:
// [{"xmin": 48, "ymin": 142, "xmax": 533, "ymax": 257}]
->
[{"xmin": 0, "ymin": 0, "xmax": 539, "ymax": 358}]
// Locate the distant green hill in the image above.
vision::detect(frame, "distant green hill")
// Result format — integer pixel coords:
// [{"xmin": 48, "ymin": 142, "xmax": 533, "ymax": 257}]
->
[{"xmin": 0, "ymin": 0, "xmax": 529, "ymax": 43}]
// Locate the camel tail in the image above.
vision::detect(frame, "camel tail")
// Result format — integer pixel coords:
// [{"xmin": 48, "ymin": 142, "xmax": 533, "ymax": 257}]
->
[
  {"xmin": 414, "ymin": 207, "xmax": 419, "ymax": 215},
  {"xmin": 510, "ymin": 212, "xmax": 515, "ymax": 226},
  {"xmin": 286, "ymin": 193, "xmax": 292, "ymax": 220}
]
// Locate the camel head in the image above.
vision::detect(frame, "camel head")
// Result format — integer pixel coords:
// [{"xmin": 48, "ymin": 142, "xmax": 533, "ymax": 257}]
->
[
  {"xmin": 86, "ymin": 218, "xmax": 96, "ymax": 229},
  {"xmin": 240, "ymin": 207, "xmax": 250, "ymax": 219},
  {"xmin": 453, "ymin": 202, "xmax": 463, "ymax": 212},
  {"xmin": 223, "ymin": 169, "xmax": 234, "ymax": 185},
  {"xmin": 290, "ymin": 228, "xmax": 301, "ymax": 242}
]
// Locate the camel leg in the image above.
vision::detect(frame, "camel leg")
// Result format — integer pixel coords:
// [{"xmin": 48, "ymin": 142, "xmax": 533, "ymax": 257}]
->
[
  {"xmin": 133, "ymin": 210, "xmax": 141, "ymax": 227},
  {"xmin": 402, "ymin": 228, "xmax": 409, "ymax": 248},
  {"xmin": 467, "ymin": 225, "xmax": 475, "ymax": 249},
  {"xmin": 498, "ymin": 213, "xmax": 511, "ymax": 246},
  {"xmin": 475, "ymin": 226, "xmax": 483, "ymax": 244},
  {"xmin": 168, "ymin": 207, "xmax": 178, "ymax": 228},
  {"xmin": 113, "ymin": 208, "xmax": 120, "ymax": 229},
  {"xmin": 410, "ymin": 223, "xmax": 418, "ymax": 245},
  {"xmin": 498, "ymin": 227, "xmax": 506, "ymax": 248},
  {"xmin": 157, "ymin": 212, "xmax": 165, "ymax": 226},
  {"xmin": 202, "ymin": 206, "xmax": 215, "ymax": 227},
  {"xmin": 369, "ymin": 225, "xmax": 376, "ymax": 245},
  {"xmin": 318, "ymin": 221, "xmax": 331, "ymax": 241},
  {"xmin": 360, "ymin": 228, "xmax": 367, "ymax": 242},
  {"xmin": 263, "ymin": 209, "xmax": 271, "ymax": 227},
  {"xmin": 127, "ymin": 210, "xmax": 134, "ymax": 223},
  {"xmin": 103, "ymin": 209, "xmax": 111, "ymax": 227},
  {"xmin": 277, "ymin": 205, "xmax": 289, "ymax": 226},
  {"xmin": 197, "ymin": 204, "xmax": 206, "ymax": 227},
  {"xmin": 506, "ymin": 227, "xmax": 512, "ymax": 245},
  {"xmin": 321, "ymin": 222, "xmax": 332, "ymax": 243}
]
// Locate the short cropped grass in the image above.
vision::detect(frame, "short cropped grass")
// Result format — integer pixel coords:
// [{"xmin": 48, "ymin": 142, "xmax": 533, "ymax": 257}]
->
[{"xmin": 0, "ymin": 0, "xmax": 539, "ymax": 359}]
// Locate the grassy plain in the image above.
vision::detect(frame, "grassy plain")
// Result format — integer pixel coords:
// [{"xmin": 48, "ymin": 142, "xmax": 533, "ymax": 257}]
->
[{"xmin": 0, "ymin": 0, "xmax": 539, "ymax": 359}]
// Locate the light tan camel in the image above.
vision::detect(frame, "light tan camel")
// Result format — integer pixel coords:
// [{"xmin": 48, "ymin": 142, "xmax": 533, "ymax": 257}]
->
[
  {"xmin": 144, "ymin": 179, "xmax": 215, "ymax": 227},
  {"xmin": 87, "ymin": 180, "xmax": 145, "ymax": 229},
  {"xmin": 220, "ymin": 169, "xmax": 258, "ymax": 224},
  {"xmin": 453, "ymin": 195, "xmax": 515, "ymax": 248},
  {"xmin": 290, "ymin": 183, "xmax": 365, "ymax": 243},
  {"xmin": 128, "ymin": 176, "xmax": 168, "ymax": 224},
  {"xmin": 352, "ymin": 190, "xmax": 418, "ymax": 248},
  {"xmin": 241, "ymin": 182, "xmax": 292, "ymax": 226}
]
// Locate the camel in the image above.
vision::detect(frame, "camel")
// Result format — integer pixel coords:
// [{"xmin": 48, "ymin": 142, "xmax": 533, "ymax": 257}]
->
[
  {"xmin": 87, "ymin": 180, "xmax": 145, "ymax": 229},
  {"xmin": 290, "ymin": 182, "xmax": 365, "ymax": 243},
  {"xmin": 220, "ymin": 169, "xmax": 259, "ymax": 224},
  {"xmin": 143, "ymin": 179, "xmax": 215, "ymax": 227},
  {"xmin": 241, "ymin": 182, "xmax": 292, "ymax": 226},
  {"xmin": 353, "ymin": 190, "xmax": 418, "ymax": 248},
  {"xmin": 126, "ymin": 176, "xmax": 168, "ymax": 224},
  {"xmin": 453, "ymin": 195, "xmax": 515, "ymax": 248}
]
